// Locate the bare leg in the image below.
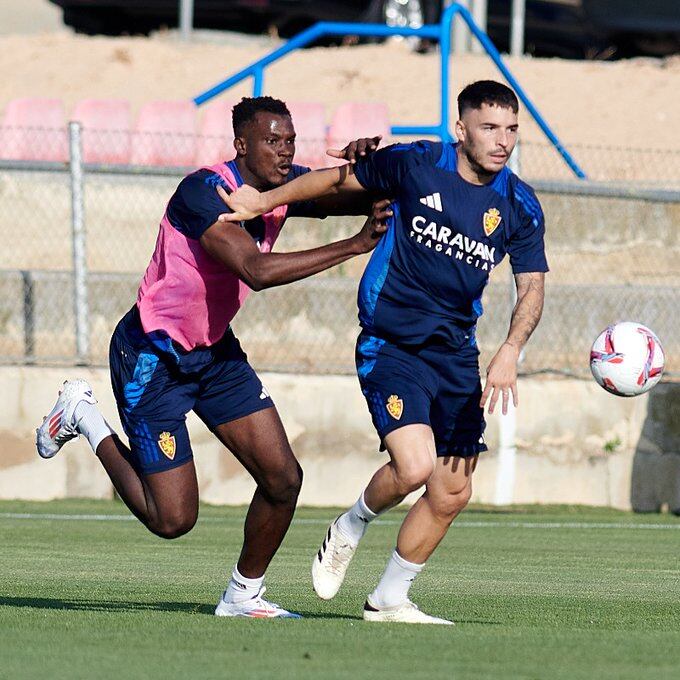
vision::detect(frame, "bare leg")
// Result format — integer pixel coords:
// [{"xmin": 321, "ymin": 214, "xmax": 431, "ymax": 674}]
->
[
  {"xmin": 212, "ymin": 407, "xmax": 302, "ymax": 579},
  {"xmin": 396, "ymin": 454, "xmax": 477, "ymax": 564},
  {"xmin": 95, "ymin": 434, "xmax": 199, "ymax": 539},
  {"xmin": 95, "ymin": 435, "xmax": 151, "ymax": 519},
  {"xmin": 365, "ymin": 452, "xmax": 476, "ymax": 617},
  {"xmin": 363, "ymin": 424, "xmax": 438, "ymax": 514},
  {"xmin": 311, "ymin": 425, "xmax": 437, "ymax": 602}
]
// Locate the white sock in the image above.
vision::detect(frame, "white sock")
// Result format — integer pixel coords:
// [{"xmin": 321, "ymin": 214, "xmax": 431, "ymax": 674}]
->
[
  {"xmin": 337, "ymin": 491, "xmax": 378, "ymax": 546},
  {"xmin": 369, "ymin": 549, "xmax": 424, "ymax": 609},
  {"xmin": 74, "ymin": 401, "xmax": 115, "ymax": 453},
  {"xmin": 223, "ymin": 566, "xmax": 265, "ymax": 604}
]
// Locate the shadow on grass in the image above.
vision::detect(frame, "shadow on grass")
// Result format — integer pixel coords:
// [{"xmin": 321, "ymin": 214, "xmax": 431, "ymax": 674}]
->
[
  {"xmin": 0, "ymin": 597, "xmax": 362, "ymax": 621},
  {"xmin": 0, "ymin": 596, "xmax": 214, "ymax": 615},
  {"xmin": 1, "ymin": 597, "xmax": 500, "ymax": 625},
  {"xmin": 293, "ymin": 610, "xmax": 362, "ymax": 621}
]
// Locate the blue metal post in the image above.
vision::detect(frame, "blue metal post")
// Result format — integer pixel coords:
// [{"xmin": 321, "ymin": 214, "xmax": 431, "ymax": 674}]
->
[
  {"xmin": 194, "ymin": 23, "xmax": 325, "ymax": 105},
  {"xmin": 194, "ymin": 23, "xmax": 438, "ymax": 106},
  {"xmin": 439, "ymin": 9, "xmax": 453, "ymax": 142},
  {"xmin": 449, "ymin": 4, "xmax": 587, "ymax": 178},
  {"xmin": 192, "ymin": 5, "xmax": 586, "ymax": 178},
  {"xmin": 253, "ymin": 67, "xmax": 264, "ymax": 97}
]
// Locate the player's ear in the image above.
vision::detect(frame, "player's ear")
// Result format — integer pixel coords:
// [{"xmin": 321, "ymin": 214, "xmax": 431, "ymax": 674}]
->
[
  {"xmin": 234, "ymin": 135, "xmax": 246, "ymax": 156},
  {"xmin": 454, "ymin": 119, "xmax": 466, "ymax": 143}
]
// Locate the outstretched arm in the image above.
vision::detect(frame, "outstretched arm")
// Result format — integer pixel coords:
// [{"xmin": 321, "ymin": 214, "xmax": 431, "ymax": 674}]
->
[
  {"xmin": 480, "ymin": 272, "xmax": 545, "ymax": 415},
  {"xmin": 314, "ymin": 134, "xmax": 382, "ymax": 216},
  {"xmin": 217, "ymin": 164, "xmax": 367, "ymax": 223},
  {"xmin": 200, "ymin": 199, "xmax": 392, "ymax": 291}
]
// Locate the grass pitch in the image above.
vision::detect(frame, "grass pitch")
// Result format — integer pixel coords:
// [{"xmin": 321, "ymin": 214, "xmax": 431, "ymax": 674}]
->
[{"xmin": 1, "ymin": 500, "xmax": 679, "ymax": 680}]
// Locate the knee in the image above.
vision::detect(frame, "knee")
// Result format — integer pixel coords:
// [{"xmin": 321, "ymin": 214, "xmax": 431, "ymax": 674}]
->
[
  {"xmin": 151, "ymin": 511, "xmax": 197, "ymax": 540},
  {"xmin": 261, "ymin": 461, "xmax": 303, "ymax": 506},
  {"xmin": 429, "ymin": 483, "xmax": 472, "ymax": 524},
  {"xmin": 395, "ymin": 458, "xmax": 436, "ymax": 496}
]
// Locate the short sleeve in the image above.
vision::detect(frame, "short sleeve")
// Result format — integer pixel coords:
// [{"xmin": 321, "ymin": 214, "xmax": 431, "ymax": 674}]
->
[
  {"xmin": 508, "ymin": 186, "xmax": 549, "ymax": 274},
  {"xmin": 165, "ymin": 169, "xmax": 232, "ymax": 240},
  {"xmin": 285, "ymin": 164, "xmax": 327, "ymax": 219},
  {"xmin": 353, "ymin": 141, "xmax": 433, "ymax": 194}
]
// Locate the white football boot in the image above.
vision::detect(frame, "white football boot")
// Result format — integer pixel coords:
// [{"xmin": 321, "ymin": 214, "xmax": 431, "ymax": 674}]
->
[
  {"xmin": 363, "ymin": 598, "xmax": 455, "ymax": 625},
  {"xmin": 36, "ymin": 379, "xmax": 97, "ymax": 459},
  {"xmin": 312, "ymin": 517, "xmax": 358, "ymax": 600},
  {"xmin": 214, "ymin": 587, "xmax": 301, "ymax": 619}
]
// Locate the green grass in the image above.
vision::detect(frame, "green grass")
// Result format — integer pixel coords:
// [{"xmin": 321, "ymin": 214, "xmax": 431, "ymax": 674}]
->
[{"xmin": 1, "ymin": 500, "xmax": 680, "ymax": 680}]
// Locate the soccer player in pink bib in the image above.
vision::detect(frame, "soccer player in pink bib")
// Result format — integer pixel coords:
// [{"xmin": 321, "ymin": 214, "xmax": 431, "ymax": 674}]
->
[{"xmin": 36, "ymin": 97, "xmax": 388, "ymax": 619}]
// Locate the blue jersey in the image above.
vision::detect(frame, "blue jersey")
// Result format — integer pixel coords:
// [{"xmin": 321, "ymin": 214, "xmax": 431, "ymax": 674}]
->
[{"xmin": 353, "ymin": 141, "xmax": 548, "ymax": 348}]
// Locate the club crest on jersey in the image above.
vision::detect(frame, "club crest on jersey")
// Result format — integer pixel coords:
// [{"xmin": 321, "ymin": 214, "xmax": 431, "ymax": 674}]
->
[
  {"xmin": 483, "ymin": 208, "xmax": 502, "ymax": 236},
  {"xmin": 386, "ymin": 395, "xmax": 403, "ymax": 420},
  {"xmin": 158, "ymin": 431, "xmax": 176, "ymax": 460}
]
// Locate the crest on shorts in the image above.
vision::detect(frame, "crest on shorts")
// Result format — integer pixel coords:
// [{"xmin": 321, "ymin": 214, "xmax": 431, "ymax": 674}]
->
[
  {"xmin": 386, "ymin": 394, "xmax": 403, "ymax": 420},
  {"xmin": 158, "ymin": 431, "xmax": 176, "ymax": 460},
  {"xmin": 483, "ymin": 208, "xmax": 502, "ymax": 236}
]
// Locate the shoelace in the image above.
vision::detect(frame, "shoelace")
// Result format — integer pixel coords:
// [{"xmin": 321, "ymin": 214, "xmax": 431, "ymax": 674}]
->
[
  {"xmin": 326, "ymin": 537, "xmax": 355, "ymax": 577},
  {"xmin": 250, "ymin": 587, "xmax": 284, "ymax": 613}
]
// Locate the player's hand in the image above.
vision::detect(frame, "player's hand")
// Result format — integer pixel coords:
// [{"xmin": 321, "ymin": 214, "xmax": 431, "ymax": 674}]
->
[
  {"xmin": 326, "ymin": 135, "xmax": 382, "ymax": 165},
  {"xmin": 216, "ymin": 184, "xmax": 265, "ymax": 223},
  {"xmin": 352, "ymin": 198, "xmax": 392, "ymax": 253},
  {"xmin": 480, "ymin": 342, "xmax": 520, "ymax": 415}
]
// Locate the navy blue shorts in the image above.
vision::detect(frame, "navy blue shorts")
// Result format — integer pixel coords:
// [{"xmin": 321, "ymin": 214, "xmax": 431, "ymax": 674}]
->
[
  {"xmin": 109, "ymin": 307, "xmax": 274, "ymax": 475},
  {"xmin": 356, "ymin": 332, "xmax": 487, "ymax": 458}
]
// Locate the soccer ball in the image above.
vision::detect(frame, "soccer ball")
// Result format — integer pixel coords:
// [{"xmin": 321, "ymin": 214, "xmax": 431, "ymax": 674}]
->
[{"xmin": 590, "ymin": 322, "xmax": 665, "ymax": 397}]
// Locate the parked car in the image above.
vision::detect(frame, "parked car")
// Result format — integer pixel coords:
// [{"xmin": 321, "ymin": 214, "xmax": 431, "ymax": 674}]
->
[
  {"xmin": 48, "ymin": 0, "xmax": 380, "ymax": 36},
  {"xmin": 48, "ymin": 0, "xmax": 591, "ymax": 56},
  {"xmin": 49, "ymin": 0, "xmax": 679, "ymax": 58},
  {"xmin": 582, "ymin": 0, "xmax": 680, "ymax": 57}
]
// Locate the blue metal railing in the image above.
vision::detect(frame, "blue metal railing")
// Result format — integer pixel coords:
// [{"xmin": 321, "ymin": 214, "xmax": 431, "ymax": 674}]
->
[{"xmin": 193, "ymin": 3, "xmax": 586, "ymax": 179}]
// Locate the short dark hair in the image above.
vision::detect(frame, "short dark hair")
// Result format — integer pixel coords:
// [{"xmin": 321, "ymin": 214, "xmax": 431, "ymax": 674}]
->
[
  {"xmin": 232, "ymin": 96, "xmax": 291, "ymax": 136},
  {"xmin": 457, "ymin": 80, "xmax": 519, "ymax": 116}
]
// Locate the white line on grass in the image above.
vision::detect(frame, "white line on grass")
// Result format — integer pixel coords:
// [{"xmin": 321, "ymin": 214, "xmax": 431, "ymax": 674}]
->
[{"xmin": 1, "ymin": 512, "xmax": 680, "ymax": 530}]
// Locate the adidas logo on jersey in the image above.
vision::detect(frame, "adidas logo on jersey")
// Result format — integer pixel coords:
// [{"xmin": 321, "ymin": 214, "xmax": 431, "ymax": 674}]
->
[{"xmin": 419, "ymin": 192, "xmax": 443, "ymax": 212}]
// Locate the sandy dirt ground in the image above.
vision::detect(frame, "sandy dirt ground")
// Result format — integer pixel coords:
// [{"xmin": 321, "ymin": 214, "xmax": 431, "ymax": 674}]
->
[{"xmin": 0, "ymin": 16, "xmax": 678, "ymax": 152}]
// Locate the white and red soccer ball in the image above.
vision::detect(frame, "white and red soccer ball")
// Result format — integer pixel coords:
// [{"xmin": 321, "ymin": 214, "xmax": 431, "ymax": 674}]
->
[{"xmin": 590, "ymin": 322, "xmax": 665, "ymax": 397}]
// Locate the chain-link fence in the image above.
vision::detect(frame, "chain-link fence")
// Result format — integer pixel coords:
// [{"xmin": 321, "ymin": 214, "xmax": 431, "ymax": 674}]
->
[
  {"xmin": 520, "ymin": 141, "xmax": 680, "ymax": 190},
  {"xmin": 0, "ymin": 124, "xmax": 678, "ymax": 378}
]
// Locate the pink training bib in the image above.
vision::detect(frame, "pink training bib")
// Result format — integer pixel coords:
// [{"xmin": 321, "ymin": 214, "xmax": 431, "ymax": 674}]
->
[{"xmin": 136, "ymin": 162, "xmax": 288, "ymax": 350}]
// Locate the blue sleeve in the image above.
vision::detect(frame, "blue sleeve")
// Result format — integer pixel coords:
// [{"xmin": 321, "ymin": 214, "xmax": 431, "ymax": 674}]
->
[
  {"xmin": 165, "ymin": 169, "xmax": 232, "ymax": 240},
  {"xmin": 508, "ymin": 186, "xmax": 549, "ymax": 274},
  {"xmin": 284, "ymin": 164, "xmax": 327, "ymax": 219},
  {"xmin": 353, "ymin": 142, "xmax": 432, "ymax": 194}
]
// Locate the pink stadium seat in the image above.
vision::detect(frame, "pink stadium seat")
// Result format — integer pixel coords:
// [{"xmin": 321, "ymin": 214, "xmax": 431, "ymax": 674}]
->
[
  {"xmin": 287, "ymin": 102, "xmax": 327, "ymax": 170},
  {"xmin": 326, "ymin": 102, "xmax": 390, "ymax": 167},
  {"xmin": 72, "ymin": 99, "xmax": 131, "ymax": 164},
  {"xmin": 0, "ymin": 98, "xmax": 68, "ymax": 162},
  {"xmin": 131, "ymin": 100, "xmax": 197, "ymax": 167},
  {"xmin": 195, "ymin": 100, "xmax": 235, "ymax": 166}
]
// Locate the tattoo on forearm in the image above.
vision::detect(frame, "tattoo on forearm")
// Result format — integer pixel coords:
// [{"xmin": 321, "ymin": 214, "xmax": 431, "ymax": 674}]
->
[{"xmin": 506, "ymin": 272, "xmax": 545, "ymax": 349}]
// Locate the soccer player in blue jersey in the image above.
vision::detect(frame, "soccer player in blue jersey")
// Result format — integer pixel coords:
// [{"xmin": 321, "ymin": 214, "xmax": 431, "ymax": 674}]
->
[{"xmin": 218, "ymin": 80, "xmax": 548, "ymax": 624}]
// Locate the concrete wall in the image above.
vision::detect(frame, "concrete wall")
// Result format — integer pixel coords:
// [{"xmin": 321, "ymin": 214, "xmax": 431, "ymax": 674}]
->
[{"xmin": 1, "ymin": 366, "xmax": 678, "ymax": 510}]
